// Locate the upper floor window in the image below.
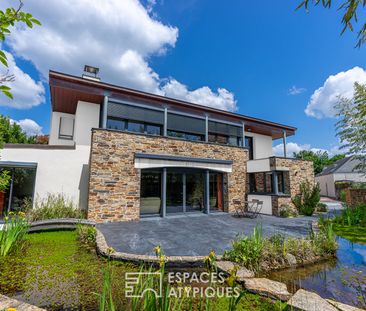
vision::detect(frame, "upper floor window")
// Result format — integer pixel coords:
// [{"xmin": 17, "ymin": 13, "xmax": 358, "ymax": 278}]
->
[
  {"xmin": 208, "ymin": 121, "xmax": 242, "ymax": 147},
  {"xmin": 168, "ymin": 130, "xmax": 203, "ymax": 141},
  {"xmin": 245, "ymin": 136, "xmax": 254, "ymax": 160},
  {"xmin": 107, "ymin": 117, "xmax": 162, "ymax": 136},
  {"xmin": 59, "ymin": 116, "xmax": 74, "ymax": 140},
  {"xmin": 167, "ymin": 113, "xmax": 205, "ymax": 142}
]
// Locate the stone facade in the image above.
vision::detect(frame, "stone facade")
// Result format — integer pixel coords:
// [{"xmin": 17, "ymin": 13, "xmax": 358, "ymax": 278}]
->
[
  {"xmin": 88, "ymin": 129, "xmax": 248, "ymax": 222},
  {"xmin": 270, "ymin": 157, "xmax": 314, "ymax": 216}
]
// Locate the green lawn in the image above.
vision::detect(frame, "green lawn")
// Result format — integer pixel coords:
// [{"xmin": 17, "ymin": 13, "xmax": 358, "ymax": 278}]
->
[
  {"xmin": 334, "ymin": 225, "xmax": 366, "ymax": 244},
  {"xmin": 0, "ymin": 230, "xmax": 284, "ymax": 310}
]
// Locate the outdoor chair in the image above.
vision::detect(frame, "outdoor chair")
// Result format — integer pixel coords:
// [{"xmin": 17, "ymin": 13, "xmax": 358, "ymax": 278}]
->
[{"xmin": 234, "ymin": 199, "xmax": 263, "ymax": 218}]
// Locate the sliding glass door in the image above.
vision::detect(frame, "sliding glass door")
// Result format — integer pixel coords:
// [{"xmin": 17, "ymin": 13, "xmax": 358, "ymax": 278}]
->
[
  {"xmin": 186, "ymin": 172, "xmax": 205, "ymax": 212},
  {"xmin": 166, "ymin": 172, "xmax": 184, "ymax": 213},
  {"xmin": 140, "ymin": 168, "xmax": 225, "ymax": 216}
]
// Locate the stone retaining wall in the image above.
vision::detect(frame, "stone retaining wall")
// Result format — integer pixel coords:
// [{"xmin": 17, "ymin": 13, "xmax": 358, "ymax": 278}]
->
[
  {"xmin": 88, "ymin": 129, "xmax": 248, "ymax": 222},
  {"xmin": 345, "ymin": 188, "xmax": 366, "ymax": 207}
]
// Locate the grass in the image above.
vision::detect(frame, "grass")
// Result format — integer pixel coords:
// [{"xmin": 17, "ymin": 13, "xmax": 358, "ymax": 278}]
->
[
  {"xmin": 0, "ymin": 230, "xmax": 285, "ymax": 310},
  {"xmin": 333, "ymin": 225, "xmax": 366, "ymax": 244}
]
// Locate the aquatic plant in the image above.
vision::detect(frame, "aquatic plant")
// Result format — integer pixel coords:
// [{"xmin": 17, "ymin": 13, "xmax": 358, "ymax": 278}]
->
[
  {"xmin": 224, "ymin": 222, "xmax": 337, "ymax": 271},
  {"xmin": 0, "ymin": 211, "xmax": 28, "ymax": 257}
]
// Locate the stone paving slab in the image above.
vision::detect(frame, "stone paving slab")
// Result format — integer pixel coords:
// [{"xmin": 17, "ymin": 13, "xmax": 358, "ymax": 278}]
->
[
  {"xmin": 96, "ymin": 212, "xmax": 321, "ymax": 257},
  {"xmin": 0, "ymin": 294, "xmax": 46, "ymax": 311}
]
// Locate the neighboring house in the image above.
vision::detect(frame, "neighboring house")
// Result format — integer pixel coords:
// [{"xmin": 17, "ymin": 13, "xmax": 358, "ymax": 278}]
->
[
  {"xmin": 0, "ymin": 70, "xmax": 314, "ymax": 222},
  {"xmin": 316, "ymin": 157, "xmax": 366, "ymax": 199}
]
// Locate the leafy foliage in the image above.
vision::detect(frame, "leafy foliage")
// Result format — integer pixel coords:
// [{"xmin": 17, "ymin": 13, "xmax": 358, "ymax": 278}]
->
[
  {"xmin": 76, "ymin": 224, "xmax": 97, "ymax": 247},
  {"xmin": 293, "ymin": 150, "xmax": 345, "ymax": 175},
  {"xmin": 292, "ymin": 181, "xmax": 321, "ymax": 216},
  {"xmin": 224, "ymin": 223, "xmax": 337, "ymax": 271},
  {"xmin": 335, "ymin": 82, "xmax": 366, "ymax": 175},
  {"xmin": 297, "ymin": 0, "xmax": 366, "ymax": 47},
  {"xmin": 25, "ymin": 193, "xmax": 86, "ymax": 221},
  {"xmin": 0, "ymin": 115, "xmax": 38, "ymax": 146},
  {"xmin": 0, "ymin": 169, "xmax": 11, "ymax": 192},
  {"xmin": 334, "ymin": 203, "xmax": 366, "ymax": 227},
  {"xmin": 0, "ymin": 211, "xmax": 29, "ymax": 257},
  {"xmin": 0, "ymin": 0, "xmax": 40, "ymax": 98}
]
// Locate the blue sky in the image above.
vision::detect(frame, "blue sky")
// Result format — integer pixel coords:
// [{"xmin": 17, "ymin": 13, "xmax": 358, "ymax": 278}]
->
[{"xmin": 0, "ymin": 0, "xmax": 365, "ymax": 155}]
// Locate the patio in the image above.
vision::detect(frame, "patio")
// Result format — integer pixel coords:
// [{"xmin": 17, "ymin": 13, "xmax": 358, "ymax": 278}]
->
[{"xmin": 96, "ymin": 205, "xmax": 340, "ymax": 257}]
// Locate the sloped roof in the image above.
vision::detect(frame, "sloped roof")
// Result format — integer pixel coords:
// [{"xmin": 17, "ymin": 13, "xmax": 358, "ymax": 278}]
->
[{"xmin": 317, "ymin": 157, "xmax": 362, "ymax": 176}]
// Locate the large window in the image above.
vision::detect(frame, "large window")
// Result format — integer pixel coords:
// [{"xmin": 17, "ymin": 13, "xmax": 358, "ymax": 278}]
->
[
  {"xmin": 248, "ymin": 171, "xmax": 289, "ymax": 195},
  {"xmin": 107, "ymin": 117, "xmax": 162, "ymax": 135},
  {"xmin": 59, "ymin": 116, "xmax": 74, "ymax": 140},
  {"xmin": 208, "ymin": 121, "xmax": 242, "ymax": 147},
  {"xmin": 167, "ymin": 113, "xmax": 205, "ymax": 142},
  {"xmin": 140, "ymin": 171, "xmax": 161, "ymax": 215}
]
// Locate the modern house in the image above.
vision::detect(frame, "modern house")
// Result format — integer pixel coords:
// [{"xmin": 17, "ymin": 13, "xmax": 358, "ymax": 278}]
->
[
  {"xmin": 316, "ymin": 157, "xmax": 366, "ymax": 199},
  {"xmin": 0, "ymin": 70, "xmax": 314, "ymax": 222}
]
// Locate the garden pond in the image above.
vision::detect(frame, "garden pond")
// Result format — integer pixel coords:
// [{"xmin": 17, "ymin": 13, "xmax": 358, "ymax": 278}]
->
[
  {"xmin": 268, "ymin": 232, "xmax": 366, "ymax": 309},
  {"xmin": 0, "ymin": 228, "xmax": 365, "ymax": 310}
]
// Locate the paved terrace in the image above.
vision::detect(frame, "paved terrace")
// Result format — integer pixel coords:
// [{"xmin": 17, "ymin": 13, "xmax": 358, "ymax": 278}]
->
[{"xmin": 97, "ymin": 202, "xmax": 341, "ymax": 257}]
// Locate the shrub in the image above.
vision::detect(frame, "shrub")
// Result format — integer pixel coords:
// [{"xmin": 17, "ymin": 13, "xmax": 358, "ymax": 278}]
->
[
  {"xmin": 279, "ymin": 204, "xmax": 298, "ymax": 218},
  {"xmin": 292, "ymin": 181, "xmax": 320, "ymax": 216},
  {"xmin": 0, "ymin": 212, "xmax": 29, "ymax": 257},
  {"xmin": 76, "ymin": 224, "xmax": 97, "ymax": 247},
  {"xmin": 340, "ymin": 190, "xmax": 346, "ymax": 203},
  {"xmin": 316, "ymin": 202, "xmax": 328, "ymax": 213},
  {"xmin": 26, "ymin": 193, "xmax": 86, "ymax": 222}
]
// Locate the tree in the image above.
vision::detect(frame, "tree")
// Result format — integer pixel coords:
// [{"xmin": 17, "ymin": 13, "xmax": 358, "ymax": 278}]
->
[
  {"xmin": 0, "ymin": 115, "xmax": 36, "ymax": 146},
  {"xmin": 0, "ymin": 0, "xmax": 40, "ymax": 98},
  {"xmin": 335, "ymin": 82, "xmax": 366, "ymax": 174},
  {"xmin": 293, "ymin": 150, "xmax": 345, "ymax": 175},
  {"xmin": 297, "ymin": 0, "xmax": 366, "ymax": 47}
]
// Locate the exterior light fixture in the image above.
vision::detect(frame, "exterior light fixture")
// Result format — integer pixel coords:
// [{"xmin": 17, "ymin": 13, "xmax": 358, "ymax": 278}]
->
[{"xmin": 82, "ymin": 65, "xmax": 100, "ymax": 81}]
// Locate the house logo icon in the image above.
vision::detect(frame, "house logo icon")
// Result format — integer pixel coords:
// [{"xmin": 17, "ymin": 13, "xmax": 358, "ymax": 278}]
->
[{"xmin": 125, "ymin": 272, "xmax": 163, "ymax": 298}]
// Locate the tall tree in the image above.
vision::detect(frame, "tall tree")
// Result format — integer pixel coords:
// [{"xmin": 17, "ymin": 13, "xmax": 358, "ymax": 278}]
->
[
  {"xmin": 0, "ymin": 115, "xmax": 36, "ymax": 146},
  {"xmin": 0, "ymin": 0, "xmax": 40, "ymax": 98},
  {"xmin": 297, "ymin": 0, "xmax": 366, "ymax": 47},
  {"xmin": 335, "ymin": 82, "xmax": 366, "ymax": 174},
  {"xmin": 293, "ymin": 150, "xmax": 345, "ymax": 175}
]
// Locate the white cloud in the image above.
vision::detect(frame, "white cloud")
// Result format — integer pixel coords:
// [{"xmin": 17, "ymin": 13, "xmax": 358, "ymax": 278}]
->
[
  {"xmin": 288, "ymin": 86, "xmax": 306, "ymax": 95},
  {"xmin": 1, "ymin": 0, "xmax": 237, "ymax": 112},
  {"xmin": 162, "ymin": 79, "xmax": 237, "ymax": 111},
  {"xmin": 10, "ymin": 118, "xmax": 43, "ymax": 136},
  {"xmin": 0, "ymin": 51, "xmax": 45, "ymax": 109},
  {"xmin": 272, "ymin": 142, "xmax": 345, "ymax": 157},
  {"xmin": 305, "ymin": 67, "xmax": 366, "ymax": 119}
]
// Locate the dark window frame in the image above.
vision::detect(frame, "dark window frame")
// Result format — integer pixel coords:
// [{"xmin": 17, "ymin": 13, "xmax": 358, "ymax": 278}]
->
[
  {"xmin": 245, "ymin": 136, "xmax": 254, "ymax": 160},
  {"xmin": 167, "ymin": 130, "xmax": 204, "ymax": 142},
  {"xmin": 106, "ymin": 116, "xmax": 162, "ymax": 136}
]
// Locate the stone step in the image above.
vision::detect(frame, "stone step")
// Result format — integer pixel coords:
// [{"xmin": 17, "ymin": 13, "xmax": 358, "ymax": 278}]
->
[
  {"xmin": 287, "ymin": 289, "xmax": 338, "ymax": 311},
  {"xmin": 242, "ymin": 277, "xmax": 292, "ymax": 301}
]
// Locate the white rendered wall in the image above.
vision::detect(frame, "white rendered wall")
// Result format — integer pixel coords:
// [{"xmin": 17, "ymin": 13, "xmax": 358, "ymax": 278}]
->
[
  {"xmin": 49, "ymin": 112, "xmax": 75, "ymax": 146},
  {"xmin": 315, "ymin": 174, "xmax": 335, "ymax": 197},
  {"xmin": 247, "ymin": 194, "xmax": 272, "ymax": 215},
  {"xmin": 0, "ymin": 146, "xmax": 91, "ymax": 210},
  {"xmin": 245, "ymin": 132, "xmax": 273, "ymax": 159},
  {"xmin": 74, "ymin": 101, "xmax": 100, "ymax": 145}
]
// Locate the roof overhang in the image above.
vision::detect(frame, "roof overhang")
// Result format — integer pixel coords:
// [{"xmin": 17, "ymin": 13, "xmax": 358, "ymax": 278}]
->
[
  {"xmin": 49, "ymin": 70, "xmax": 296, "ymax": 139},
  {"xmin": 134, "ymin": 153, "xmax": 233, "ymax": 173}
]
